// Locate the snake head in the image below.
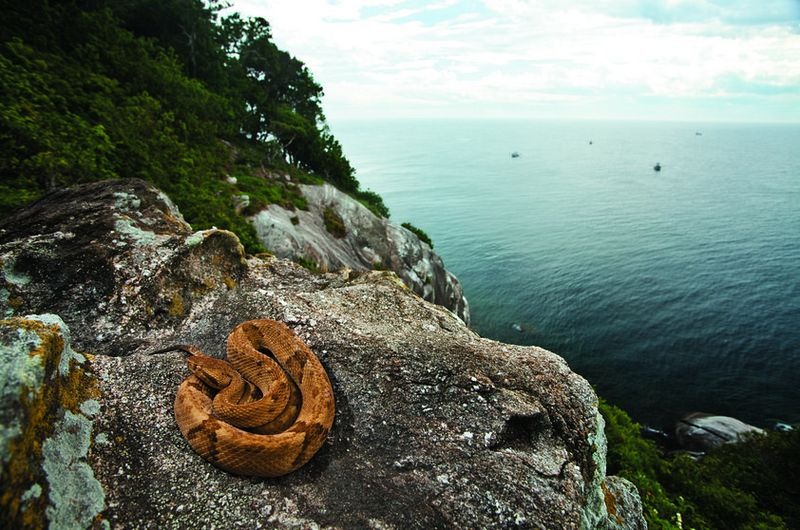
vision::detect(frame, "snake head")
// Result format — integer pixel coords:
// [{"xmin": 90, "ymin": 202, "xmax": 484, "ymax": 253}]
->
[{"xmin": 186, "ymin": 355, "xmax": 236, "ymax": 390}]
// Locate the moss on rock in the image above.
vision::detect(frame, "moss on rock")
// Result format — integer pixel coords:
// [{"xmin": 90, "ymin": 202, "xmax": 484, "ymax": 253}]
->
[{"xmin": 322, "ymin": 206, "xmax": 346, "ymax": 239}]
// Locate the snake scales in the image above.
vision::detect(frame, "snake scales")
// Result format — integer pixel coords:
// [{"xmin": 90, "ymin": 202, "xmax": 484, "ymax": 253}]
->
[{"xmin": 154, "ymin": 319, "xmax": 335, "ymax": 477}]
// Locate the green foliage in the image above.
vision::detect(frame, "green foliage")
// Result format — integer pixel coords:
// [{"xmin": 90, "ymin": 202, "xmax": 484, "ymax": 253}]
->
[
  {"xmin": 354, "ymin": 189, "xmax": 390, "ymax": 218},
  {"xmin": 0, "ymin": 0, "xmax": 385, "ymax": 255},
  {"xmin": 233, "ymin": 173, "xmax": 307, "ymax": 215},
  {"xmin": 600, "ymin": 400, "xmax": 682, "ymax": 529},
  {"xmin": 293, "ymin": 256, "xmax": 319, "ymax": 273},
  {"xmin": 401, "ymin": 222, "xmax": 433, "ymax": 248},
  {"xmin": 0, "ymin": 39, "xmax": 116, "ymax": 205},
  {"xmin": 600, "ymin": 399, "xmax": 799, "ymax": 529},
  {"xmin": 322, "ymin": 206, "xmax": 346, "ymax": 238},
  {"xmin": 165, "ymin": 177, "xmax": 265, "ymax": 253}
]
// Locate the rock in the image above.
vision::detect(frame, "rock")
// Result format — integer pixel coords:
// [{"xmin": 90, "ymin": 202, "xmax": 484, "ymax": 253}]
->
[
  {"xmin": 0, "ymin": 178, "xmax": 247, "ymax": 356},
  {"xmin": 232, "ymin": 193, "xmax": 250, "ymax": 214},
  {"xmin": 251, "ymin": 183, "xmax": 470, "ymax": 324},
  {"xmin": 600, "ymin": 477, "xmax": 646, "ymax": 530},
  {"xmin": 0, "ymin": 315, "xmax": 104, "ymax": 529},
  {"xmin": 675, "ymin": 412, "xmax": 765, "ymax": 452},
  {"xmin": 0, "ymin": 179, "xmax": 643, "ymax": 529}
]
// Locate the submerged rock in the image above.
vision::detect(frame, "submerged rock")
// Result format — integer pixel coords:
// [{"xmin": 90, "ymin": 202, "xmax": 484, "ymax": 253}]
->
[
  {"xmin": 675, "ymin": 412, "xmax": 765, "ymax": 452},
  {"xmin": 251, "ymin": 183, "xmax": 470, "ymax": 324},
  {"xmin": 0, "ymin": 179, "xmax": 643, "ymax": 529}
]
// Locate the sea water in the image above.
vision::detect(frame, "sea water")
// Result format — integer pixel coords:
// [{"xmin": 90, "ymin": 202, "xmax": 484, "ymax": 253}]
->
[{"xmin": 332, "ymin": 119, "xmax": 800, "ymax": 429}]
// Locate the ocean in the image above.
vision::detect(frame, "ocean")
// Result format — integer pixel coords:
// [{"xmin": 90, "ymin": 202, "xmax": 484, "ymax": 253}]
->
[{"xmin": 331, "ymin": 119, "xmax": 800, "ymax": 430}]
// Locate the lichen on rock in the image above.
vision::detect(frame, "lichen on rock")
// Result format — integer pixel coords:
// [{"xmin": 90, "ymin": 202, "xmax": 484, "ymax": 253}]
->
[
  {"xmin": 0, "ymin": 315, "xmax": 103, "ymax": 529},
  {"xmin": 42, "ymin": 410, "xmax": 105, "ymax": 530}
]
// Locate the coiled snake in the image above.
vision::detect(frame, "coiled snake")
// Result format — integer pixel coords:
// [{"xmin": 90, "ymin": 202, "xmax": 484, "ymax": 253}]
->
[{"xmin": 153, "ymin": 319, "xmax": 335, "ymax": 477}]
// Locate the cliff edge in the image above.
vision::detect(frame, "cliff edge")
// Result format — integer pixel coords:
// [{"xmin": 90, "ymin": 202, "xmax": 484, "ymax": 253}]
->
[
  {"xmin": 0, "ymin": 179, "xmax": 643, "ymax": 529},
  {"xmin": 251, "ymin": 181, "xmax": 470, "ymax": 324}
]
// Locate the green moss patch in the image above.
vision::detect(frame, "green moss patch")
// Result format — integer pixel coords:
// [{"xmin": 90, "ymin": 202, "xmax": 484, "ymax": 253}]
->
[
  {"xmin": 293, "ymin": 256, "xmax": 320, "ymax": 273},
  {"xmin": 323, "ymin": 206, "xmax": 346, "ymax": 239}
]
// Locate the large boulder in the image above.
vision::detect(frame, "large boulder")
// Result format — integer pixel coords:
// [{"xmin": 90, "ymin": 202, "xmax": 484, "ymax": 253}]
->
[
  {"xmin": 0, "ymin": 179, "xmax": 643, "ymax": 529},
  {"xmin": 252, "ymin": 182, "xmax": 470, "ymax": 324},
  {"xmin": 675, "ymin": 412, "xmax": 765, "ymax": 452}
]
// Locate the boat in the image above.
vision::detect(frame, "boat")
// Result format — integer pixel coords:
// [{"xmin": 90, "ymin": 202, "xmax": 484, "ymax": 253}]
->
[
  {"xmin": 654, "ymin": 163, "xmax": 662, "ymax": 171},
  {"xmin": 511, "ymin": 152, "xmax": 520, "ymax": 158}
]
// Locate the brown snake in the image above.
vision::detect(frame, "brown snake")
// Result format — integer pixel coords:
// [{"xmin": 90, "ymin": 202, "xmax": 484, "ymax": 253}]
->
[{"xmin": 152, "ymin": 319, "xmax": 335, "ymax": 477}]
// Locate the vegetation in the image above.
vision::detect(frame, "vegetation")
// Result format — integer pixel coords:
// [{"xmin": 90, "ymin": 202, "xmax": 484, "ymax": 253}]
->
[
  {"xmin": 0, "ymin": 0, "xmax": 387, "ymax": 252},
  {"xmin": 322, "ymin": 206, "xmax": 346, "ymax": 239},
  {"xmin": 600, "ymin": 399, "xmax": 800, "ymax": 529},
  {"xmin": 292, "ymin": 255, "xmax": 319, "ymax": 273},
  {"xmin": 233, "ymin": 173, "xmax": 308, "ymax": 216},
  {"xmin": 401, "ymin": 222, "xmax": 433, "ymax": 248},
  {"xmin": 355, "ymin": 189, "xmax": 390, "ymax": 218}
]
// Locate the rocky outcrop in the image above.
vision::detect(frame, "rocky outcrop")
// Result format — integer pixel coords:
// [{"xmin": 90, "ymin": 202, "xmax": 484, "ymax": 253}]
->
[
  {"xmin": 0, "ymin": 179, "xmax": 643, "ymax": 529},
  {"xmin": 675, "ymin": 413, "xmax": 765, "ymax": 452},
  {"xmin": 251, "ymin": 183, "xmax": 470, "ymax": 324}
]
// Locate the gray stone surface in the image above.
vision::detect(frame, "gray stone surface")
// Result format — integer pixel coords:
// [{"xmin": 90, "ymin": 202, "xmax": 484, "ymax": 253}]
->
[
  {"xmin": 0, "ymin": 179, "xmax": 643, "ymax": 529},
  {"xmin": 600, "ymin": 477, "xmax": 646, "ymax": 530},
  {"xmin": 252, "ymin": 183, "xmax": 470, "ymax": 324}
]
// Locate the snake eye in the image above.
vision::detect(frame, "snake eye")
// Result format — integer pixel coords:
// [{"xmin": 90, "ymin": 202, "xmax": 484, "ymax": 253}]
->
[
  {"xmin": 187, "ymin": 357, "xmax": 232, "ymax": 389},
  {"xmin": 196, "ymin": 367, "xmax": 231, "ymax": 389}
]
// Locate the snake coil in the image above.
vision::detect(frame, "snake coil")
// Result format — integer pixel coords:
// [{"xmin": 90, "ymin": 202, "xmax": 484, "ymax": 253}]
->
[{"xmin": 159, "ymin": 319, "xmax": 335, "ymax": 477}]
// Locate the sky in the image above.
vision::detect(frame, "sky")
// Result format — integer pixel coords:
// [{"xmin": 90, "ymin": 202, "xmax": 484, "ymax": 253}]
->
[{"xmin": 225, "ymin": 0, "xmax": 800, "ymax": 123}]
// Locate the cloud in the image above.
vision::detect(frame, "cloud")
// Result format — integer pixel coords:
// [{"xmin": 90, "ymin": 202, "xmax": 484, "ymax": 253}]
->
[
  {"xmin": 639, "ymin": 0, "xmax": 800, "ymax": 26},
  {"xmin": 226, "ymin": 0, "xmax": 800, "ymax": 121}
]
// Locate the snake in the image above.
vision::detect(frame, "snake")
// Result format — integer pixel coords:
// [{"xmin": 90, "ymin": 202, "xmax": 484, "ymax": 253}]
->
[{"xmin": 152, "ymin": 319, "xmax": 335, "ymax": 477}]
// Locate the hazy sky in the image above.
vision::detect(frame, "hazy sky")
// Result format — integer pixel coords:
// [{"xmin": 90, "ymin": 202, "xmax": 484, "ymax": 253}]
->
[{"xmin": 227, "ymin": 0, "xmax": 800, "ymax": 123}]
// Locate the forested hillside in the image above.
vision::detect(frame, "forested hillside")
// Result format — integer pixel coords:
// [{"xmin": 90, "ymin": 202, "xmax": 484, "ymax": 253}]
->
[{"xmin": 0, "ymin": 0, "xmax": 387, "ymax": 252}]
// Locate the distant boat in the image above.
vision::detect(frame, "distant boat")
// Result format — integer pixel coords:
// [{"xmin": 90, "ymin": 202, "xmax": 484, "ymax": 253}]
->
[
  {"xmin": 695, "ymin": 132, "xmax": 703, "ymax": 136},
  {"xmin": 654, "ymin": 162, "xmax": 662, "ymax": 172},
  {"xmin": 511, "ymin": 152, "xmax": 520, "ymax": 158},
  {"xmin": 589, "ymin": 140, "xmax": 593, "ymax": 145}
]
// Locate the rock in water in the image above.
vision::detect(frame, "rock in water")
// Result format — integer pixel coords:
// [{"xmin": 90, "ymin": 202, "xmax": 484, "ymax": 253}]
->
[
  {"xmin": 0, "ymin": 179, "xmax": 644, "ymax": 529},
  {"xmin": 675, "ymin": 412, "xmax": 765, "ymax": 451}
]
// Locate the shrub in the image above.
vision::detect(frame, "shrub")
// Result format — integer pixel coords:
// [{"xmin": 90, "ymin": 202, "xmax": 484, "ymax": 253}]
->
[
  {"xmin": 401, "ymin": 222, "xmax": 433, "ymax": 248},
  {"xmin": 600, "ymin": 399, "xmax": 799, "ymax": 529},
  {"xmin": 322, "ymin": 206, "xmax": 346, "ymax": 238},
  {"xmin": 353, "ymin": 189, "xmax": 389, "ymax": 218},
  {"xmin": 293, "ymin": 256, "xmax": 319, "ymax": 273}
]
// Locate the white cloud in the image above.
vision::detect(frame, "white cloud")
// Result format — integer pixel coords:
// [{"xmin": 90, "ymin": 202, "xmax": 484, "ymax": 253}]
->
[{"xmin": 225, "ymin": 0, "xmax": 800, "ymax": 122}]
